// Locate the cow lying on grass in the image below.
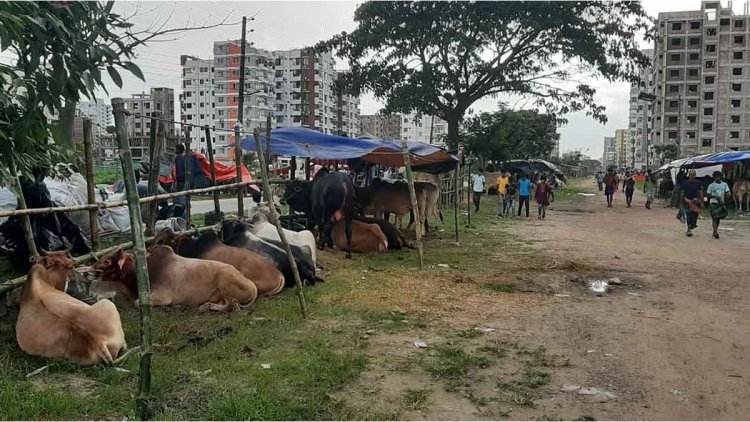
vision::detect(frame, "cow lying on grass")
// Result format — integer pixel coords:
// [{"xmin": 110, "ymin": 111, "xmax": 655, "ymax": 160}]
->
[
  {"xmin": 249, "ymin": 205, "xmax": 318, "ymax": 264},
  {"xmin": 353, "ymin": 216, "xmax": 409, "ymax": 250},
  {"xmin": 217, "ymin": 218, "xmax": 321, "ymax": 288},
  {"xmin": 153, "ymin": 230, "xmax": 284, "ymax": 297},
  {"xmin": 90, "ymin": 245, "xmax": 257, "ymax": 312},
  {"xmin": 331, "ymin": 220, "xmax": 388, "ymax": 253},
  {"xmin": 17, "ymin": 251, "xmax": 126, "ymax": 365}
]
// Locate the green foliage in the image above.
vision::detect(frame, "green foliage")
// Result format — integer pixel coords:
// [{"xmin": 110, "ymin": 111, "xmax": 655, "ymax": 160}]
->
[
  {"xmin": 653, "ymin": 144, "xmax": 680, "ymax": 165},
  {"xmin": 320, "ymin": 1, "xmax": 651, "ymax": 148},
  {"xmin": 241, "ymin": 151, "xmax": 257, "ymax": 170},
  {"xmin": 0, "ymin": 1, "xmax": 145, "ymax": 184},
  {"xmin": 462, "ymin": 109, "xmax": 559, "ymax": 162}
]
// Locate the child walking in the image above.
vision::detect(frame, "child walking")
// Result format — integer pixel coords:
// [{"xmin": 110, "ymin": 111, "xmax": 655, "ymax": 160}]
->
[{"xmin": 535, "ymin": 174, "xmax": 551, "ymax": 219}]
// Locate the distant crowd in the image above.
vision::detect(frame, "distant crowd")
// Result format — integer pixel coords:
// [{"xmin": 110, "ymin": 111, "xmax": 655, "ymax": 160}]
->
[{"xmin": 471, "ymin": 170, "xmax": 556, "ymax": 220}]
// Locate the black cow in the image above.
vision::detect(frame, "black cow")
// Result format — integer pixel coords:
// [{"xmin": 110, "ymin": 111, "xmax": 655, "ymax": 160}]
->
[
  {"xmin": 353, "ymin": 216, "xmax": 409, "ymax": 250},
  {"xmin": 218, "ymin": 219, "xmax": 322, "ymax": 287},
  {"xmin": 283, "ymin": 168, "xmax": 355, "ymax": 258}
]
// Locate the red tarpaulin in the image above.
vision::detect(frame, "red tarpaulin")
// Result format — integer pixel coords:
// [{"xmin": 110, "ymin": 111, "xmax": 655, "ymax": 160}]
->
[{"xmin": 159, "ymin": 152, "xmax": 259, "ymax": 192}]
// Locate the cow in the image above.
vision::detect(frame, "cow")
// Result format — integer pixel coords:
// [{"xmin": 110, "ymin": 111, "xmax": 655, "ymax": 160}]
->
[
  {"xmin": 218, "ymin": 218, "xmax": 321, "ymax": 288},
  {"xmin": 16, "ymin": 251, "xmax": 126, "ymax": 365},
  {"xmin": 249, "ymin": 205, "xmax": 318, "ymax": 264},
  {"xmin": 153, "ymin": 230, "xmax": 284, "ymax": 297},
  {"xmin": 283, "ymin": 168, "xmax": 355, "ymax": 258},
  {"xmin": 358, "ymin": 178, "xmax": 443, "ymax": 233},
  {"xmin": 331, "ymin": 220, "xmax": 388, "ymax": 253},
  {"xmin": 733, "ymin": 179, "xmax": 750, "ymax": 211},
  {"xmin": 353, "ymin": 215, "xmax": 409, "ymax": 250},
  {"xmin": 90, "ymin": 245, "xmax": 257, "ymax": 312}
]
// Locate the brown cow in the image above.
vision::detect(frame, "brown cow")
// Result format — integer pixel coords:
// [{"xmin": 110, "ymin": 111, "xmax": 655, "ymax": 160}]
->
[
  {"xmin": 153, "ymin": 230, "xmax": 284, "ymax": 297},
  {"xmin": 16, "ymin": 251, "xmax": 126, "ymax": 365},
  {"xmin": 331, "ymin": 220, "xmax": 388, "ymax": 253},
  {"xmin": 359, "ymin": 179, "xmax": 442, "ymax": 232},
  {"xmin": 90, "ymin": 245, "xmax": 257, "ymax": 312}
]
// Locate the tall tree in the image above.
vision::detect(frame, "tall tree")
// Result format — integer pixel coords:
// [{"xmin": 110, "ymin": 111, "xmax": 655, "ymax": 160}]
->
[
  {"xmin": 319, "ymin": 1, "xmax": 650, "ymax": 149},
  {"xmin": 462, "ymin": 109, "xmax": 559, "ymax": 163}
]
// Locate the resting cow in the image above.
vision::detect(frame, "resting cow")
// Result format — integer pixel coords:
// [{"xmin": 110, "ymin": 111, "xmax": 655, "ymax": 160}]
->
[
  {"xmin": 153, "ymin": 230, "xmax": 284, "ymax": 297},
  {"xmin": 283, "ymin": 168, "xmax": 355, "ymax": 258},
  {"xmin": 249, "ymin": 206, "xmax": 318, "ymax": 264},
  {"xmin": 353, "ymin": 216, "xmax": 408, "ymax": 250},
  {"xmin": 218, "ymin": 219, "xmax": 321, "ymax": 288},
  {"xmin": 331, "ymin": 220, "xmax": 388, "ymax": 253},
  {"xmin": 17, "ymin": 251, "xmax": 126, "ymax": 365},
  {"xmin": 90, "ymin": 245, "xmax": 257, "ymax": 311}
]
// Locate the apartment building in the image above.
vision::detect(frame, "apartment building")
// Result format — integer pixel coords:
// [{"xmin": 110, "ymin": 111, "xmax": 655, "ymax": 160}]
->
[
  {"xmin": 359, "ymin": 113, "xmax": 448, "ymax": 146},
  {"xmin": 603, "ymin": 136, "xmax": 617, "ymax": 168},
  {"xmin": 122, "ymin": 88, "xmax": 176, "ymax": 160},
  {"xmin": 179, "ymin": 55, "xmax": 214, "ymax": 156},
  {"xmin": 614, "ymin": 128, "xmax": 629, "ymax": 168},
  {"xmin": 77, "ymin": 99, "xmax": 113, "ymax": 140},
  {"xmin": 652, "ymin": 1, "xmax": 750, "ymax": 158},
  {"xmin": 628, "ymin": 49, "xmax": 654, "ymax": 169},
  {"xmin": 360, "ymin": 114, "xmax": 402, "ymax": 139}
]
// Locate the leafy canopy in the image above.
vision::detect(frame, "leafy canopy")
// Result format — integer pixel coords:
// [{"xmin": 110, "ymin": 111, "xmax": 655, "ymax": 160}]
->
[
  {"xmin": 462, "ymin": 108, "xmax": 559, "ymax": 162},
  {"xmin": 320, "ymin": 1, "xmax": 651, "ymax": 148},
  {"xmin": 0, "ymin": 1, "xmax": 144, "ymax": 185}
]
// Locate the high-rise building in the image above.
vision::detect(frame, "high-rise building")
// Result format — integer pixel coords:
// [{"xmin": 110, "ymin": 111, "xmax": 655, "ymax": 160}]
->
[
  {"xmin": 77, "ymin": 99, "xmax": 113, "ymax": 139},
  {"xmin": 360, "ymin": 114, "xmax": 402, "ymax": 140},
  {"xmin": 179, "ymin": 55, "xmax": 214, "ymax": 156},
  {"xmin": 359, "ymin": 113, "xmax": 448, "ymax": 146},
  {"xmin": 122, "ymin": 88, "xmax": 176, "ymax": 160},
  {"xmin": 628, "ymin": 49, "xmax": 654, "ymax": 169},
  {"xmin": 603, "ymin": 136, "xmax": 617, "ymax": 168},
  {"xmin": 614, "ymin": 128, "xmax": 629, "ymax": 168},
  {"xmin": 652, "ymin": 1, "xmax": 750, "ymax": 159}
]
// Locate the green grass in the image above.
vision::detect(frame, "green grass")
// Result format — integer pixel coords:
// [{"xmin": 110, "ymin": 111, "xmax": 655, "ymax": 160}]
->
[
  {"xmin": 403, "ymin": 388, "xmax": 431, "ymax": 411},
  {"xmin": 424, "ymin": 344, "xmax": 491, "ymax": 379},
  {"xmin": 482, "ymin": 283, "xmax": 516, "ymax": 293}
]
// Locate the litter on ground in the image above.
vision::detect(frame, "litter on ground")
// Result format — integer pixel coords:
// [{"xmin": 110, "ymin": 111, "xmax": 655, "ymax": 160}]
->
[{"xmin": 413, "ymin": 340, "xmax": 428, "ymax": 349}]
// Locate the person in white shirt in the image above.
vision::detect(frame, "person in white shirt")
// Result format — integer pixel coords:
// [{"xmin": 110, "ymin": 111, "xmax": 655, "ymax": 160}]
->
[
  {"xmin": 472, "ymin": 172, "xmax": 486, "ymax": 212},
  {"xmin": 706, "ymin": 171, "xmax": 731, "ymax": 239}
]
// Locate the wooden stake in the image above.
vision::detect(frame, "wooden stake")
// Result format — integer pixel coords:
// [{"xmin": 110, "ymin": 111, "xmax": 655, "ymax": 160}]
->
[
  {"xmin": 82, "ymin": 119, "xmax": 99, "ymax": 251},
  {"xmin": 401, "ymin": 140, "xmax": 424, "ymax": 269},
  {"xmin": 204, "ymin": 125, "xmax": 221, "ymax": 215},
  {"xmin": 146, "ymin": 114, "xmax": 163, "ymax": 233},
  {"xmin": 183, "ymin": 128, "xmax": 192, "ymax": 226},
  {"xmin": 9, "ymin": 160, "xmax": 38, "ymax": 260},
  {"xmin": 236, "ymin": 16, "xmax": 247, "ymax": 217},
  {"xmin": 454, "ymin": 159, "xmax": 461, "ymax": 245},
  {"xmin": 264, "ymin": 114, "xmax": 272, "ymax": 200},
  {"xmin": 466, "ymin": 161, "xmax": 472, "ymax": 227},
  {"xmin": 112, "ymin": 98, "xmax": 153, "ymax": 421},
  {"xmin": 253, "ymin": 128, "xmax": 307, "ymax": 318},
  {"xmin": 234, "ymin": 123, "xmax": 244, "ymax": 217}
]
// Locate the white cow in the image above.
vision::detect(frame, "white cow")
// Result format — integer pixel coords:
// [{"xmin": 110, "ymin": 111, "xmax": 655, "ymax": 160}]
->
[{"xmin": 249, "ymin": 205, "xmax": 318, "ymax": 264}]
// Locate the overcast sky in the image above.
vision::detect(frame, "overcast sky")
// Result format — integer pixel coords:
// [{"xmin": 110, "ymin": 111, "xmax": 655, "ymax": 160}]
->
[{"xmin": 83, "ymin": 1, "xmax": 737, "ymax": 158}]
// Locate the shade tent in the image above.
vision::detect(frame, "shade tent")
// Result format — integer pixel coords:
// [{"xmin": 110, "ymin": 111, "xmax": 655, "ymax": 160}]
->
[
  {"xmin": 237, "ymin": 127, "xmax": 458, "ymax": 173},
  {"xmin": 680, "ymin": 151, "xmax": 750, "ymax": 168}
]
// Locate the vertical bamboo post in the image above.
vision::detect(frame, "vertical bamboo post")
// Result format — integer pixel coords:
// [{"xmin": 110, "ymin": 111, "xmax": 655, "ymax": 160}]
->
[
  {"xmin": 204, "ymin": 125, "xmax": 221, "ymax": 215},
  {"xmin": 288, "ymin": 156, "xmax": 297, "ymax": 229},
  {"xmin": 9, "ymin": 160, "xmax": 38, "ymax": 260},
  {"xmin": 82, "ymin": 119, "xmax": 99, "ymax": 251},
  {"xmin": 183, "ymin": 127, "xmax": 192, "ymax": 226},
  {"xmin": 146, "ymin": 114, "xmax": 163, "ymax": 233},
  {"xmin": 253, "ymin": 128, "xmax": 307, "ymax": 318},
  {"xmin": 112, "ymin": 98, "xmax": 153, "ymax": 420},
  {"xmin": 401, "ymin": 140, "xmax": 424, "ymax": 269},
  {"xmin": 466, "ymin": 161, "xmax": 472, "ymax": 227},
  {"xmin": 454, "ymin": 160, "xmax": 461, "ymax": 245},
  {"xmin": 265, "ymin": 114, "xmax": 272, "ymax": 170},
  {"xmin": 234, "ymin": 123, "xmax": 244, "ymax": 217},
  {"xmin": 305, "ymin": 158, "xmax": 311, "ymax": 180}
]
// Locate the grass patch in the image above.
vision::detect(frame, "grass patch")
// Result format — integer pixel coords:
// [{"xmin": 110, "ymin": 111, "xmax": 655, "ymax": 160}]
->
[
  {"xmin": 403, "ymin": 388, "xmax": 431, "ymax": 411},
  {"xmin": 424, "ymin": 344, "xmax": 491, "ymax": 379},
  {"xmin": 482, "ymin": 283, "xmax": 516, "ymax": 293}
]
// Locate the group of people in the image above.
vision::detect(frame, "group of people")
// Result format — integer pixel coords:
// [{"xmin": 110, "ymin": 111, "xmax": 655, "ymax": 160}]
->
[
  {"xmin": 595, "ymin": 168, "xmax": 657, "ymax": 210},
  {"xmin": 472, "ymin": 170, "xmax": 554, "ymax": 220}
]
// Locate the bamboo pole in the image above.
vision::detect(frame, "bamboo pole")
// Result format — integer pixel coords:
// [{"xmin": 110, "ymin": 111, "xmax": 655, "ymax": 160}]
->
[
  {"xmin": 454, "ymin": 160, "xmax": 461, "ymax": 245},
  {"xmin": 82, "ymin": 119, "xmax": 99, "ymax": 251},
  {"xmin": 305, "ymin": 158, "xmax": 311, "ymax": 180},
  {"xmin": 112, "ymin": 98, "xmax": 153, "ymax": 420},
  {"xmin": 234, "ymin": 123, "xmax": 244, "ymax": 217},
  {"xmin": 204, "ymin": 125, "xmax": 221, "ymax": 216},
  {"xmin": 265, "ymin": 114, "xmax": 272, "ymax": 174},
  {"xmin": 183, "ymin": 128, "xmax": 192, "ymax": 226},
  {"xmin": 288, "ymin": 156, "xmax": 296, "ymax": 229},
  {"xmin": 146, "ymin": 115, "xmax": 163, "ymax": 233},
  {"xmin": 9, "ymin": 160, "xmax": 38, "ymax": 260},
  {"xmin": 466, "ymin": 161, "xmax": 472, "ymax": 227},
  {"xmin": 401, "ymin": 140, "xmax": 424, "ymax": 269},
  {"xmin": 236, "ymin": 16, "xmax": 247, "ymax": 218},
  {"xmin": 253, "ymin": 128, "xmax": 307, "ymax": 318}
]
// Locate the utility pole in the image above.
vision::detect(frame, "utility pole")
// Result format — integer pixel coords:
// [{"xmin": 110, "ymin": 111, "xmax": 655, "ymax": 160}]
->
[{"xmin": 235, "ymin": 16, "xmax": 248, "ymax": 217}]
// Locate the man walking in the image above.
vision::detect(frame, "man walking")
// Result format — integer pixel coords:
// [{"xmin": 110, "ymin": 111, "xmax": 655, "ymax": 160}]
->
[
  {"xmin": 472, "ymin": 171, "xmax": 485, "ymax": 213},
  {"xmin": 535, "ymin": 174, "xmax": 551, "ymax": 219},
  {"xmin": 643, "ymin": 170, "xmax": 656, "ymax": 209},
  {"xmin": 622, "ymin": 171, "xmax": 636, "ymax": 208},
  {"xmin": 706, "ymin": 171, "xmax": 731, "ymax": 239},
  {"xmin": 517, "ymin": 173, "xmax": 533, "ymax": 219},
  {"xmin": 681, "ymin": 169, "xmax": 703, "ymax": 237},
  {"xmin": 603, "ymin": 168, "xmax": 618, "ymax": 208},
  {"xmin": 595, "ymin": 170, "xmax": 604, "ymax": 191},
  {"xmin": 496, "ymin": 170, "xmax": 510, "ymax": 217},
  {"xmin": 504, "ymin": 177, "xmax": 516, "ymax": 218}
]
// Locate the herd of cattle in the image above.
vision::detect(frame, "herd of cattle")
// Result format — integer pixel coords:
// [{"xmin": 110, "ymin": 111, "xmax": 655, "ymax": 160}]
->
[{"xmin": 13, "ymin": 168, "xmax": 441, "ymax": 365}]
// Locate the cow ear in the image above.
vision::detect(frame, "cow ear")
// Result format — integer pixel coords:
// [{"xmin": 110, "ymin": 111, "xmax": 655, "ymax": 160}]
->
[{"xmin": 117, "ymin": 255, "xmax": 127, "ymax": 270}]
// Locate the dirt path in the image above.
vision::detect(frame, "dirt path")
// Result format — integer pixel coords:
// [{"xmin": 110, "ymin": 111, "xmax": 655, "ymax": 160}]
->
[{"xmin": 502, "ymin": 180, "xmax": 750, "ymax": 420}]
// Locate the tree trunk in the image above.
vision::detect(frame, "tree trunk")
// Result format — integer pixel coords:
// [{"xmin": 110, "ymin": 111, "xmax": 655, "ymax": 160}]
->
[
  {"xmin": 446, "ymin": 114, "xmax": 461, "ymax": 150},
  {"xmin": 58, "ymin": 100, "xmax": 77, "ymax": 149}
]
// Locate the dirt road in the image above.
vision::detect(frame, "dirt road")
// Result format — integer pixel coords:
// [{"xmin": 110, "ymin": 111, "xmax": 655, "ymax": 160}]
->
[{"xmin": 504, "ymin": 181, "xmax": 750, "ymax": 419}]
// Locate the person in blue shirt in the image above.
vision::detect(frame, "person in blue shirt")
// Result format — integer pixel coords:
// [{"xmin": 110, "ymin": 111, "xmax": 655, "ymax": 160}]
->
[
  {"xmin": 471, "ymin": 172, "xmax": 486, "ymax": 212},
  {"xmin": 517, "ymin": 173, "xmax": 533, "ymax": 219},
  {"xmin": 706, "ymin": 171, "xmax": 731, "ymax": 239}
]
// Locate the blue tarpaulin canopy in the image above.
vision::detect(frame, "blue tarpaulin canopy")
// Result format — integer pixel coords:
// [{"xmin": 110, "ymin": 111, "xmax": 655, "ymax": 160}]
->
[
  {"xmin": 237, "ymin": 127, "xmax": 458, "ymax": 173},
  {"xmin": 680, "ymin": 151, "xmax": 750, "ymax": 168}
]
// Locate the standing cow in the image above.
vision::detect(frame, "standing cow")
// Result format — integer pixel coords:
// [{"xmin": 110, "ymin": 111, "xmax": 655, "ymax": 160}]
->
[
  {"xmin": 283, "ymin": 168, "xmax": 355, "ymax": 258},
  {"xmin": 358, "ymin": 178, "xmax": 442, "ymax": 233}
]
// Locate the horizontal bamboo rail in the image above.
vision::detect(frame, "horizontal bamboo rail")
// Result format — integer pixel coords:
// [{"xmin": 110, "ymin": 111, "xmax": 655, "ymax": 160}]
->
[{"xmin": 0, "ymin": 179, "xmax": 288, "ymax": 218}]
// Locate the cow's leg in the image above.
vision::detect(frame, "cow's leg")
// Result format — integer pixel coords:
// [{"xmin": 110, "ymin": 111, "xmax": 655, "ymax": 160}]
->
[
  {"xmin": 344, "ymin": 215, "xmax": 353, "ymax": 259},
  {"xmin": 198, "ymin": 299, "xmax": 235, "ymax": 312},
  {"xmin": 405, "ymin": 210, "xmax": 415, "ymax": 230}
]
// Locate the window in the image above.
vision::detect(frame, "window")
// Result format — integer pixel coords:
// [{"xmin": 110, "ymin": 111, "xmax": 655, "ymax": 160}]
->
[
  {"xmin": 689, "ymin": 52, "xmax": 700, "ymax": 60},
  {"xmin": 732, "ymin": 83, "xmax": 742, "ymax": 92},
  {"xmin": 721, "ymin": 18, "xmax": 730, "ymax": 26},
  {"xmin": 672, "ymin": 22, "xmax": 682, "ymax": 31},
  {"xmin": 706, "ymin": 44, "xmax": 716, "ymax": 52},
  {"xmin": 734, "ymin": 51, "xmax": 744, "ymax": 60},
  {"xmin": 705, "ymin": 61, "xmax": 715, "ymax": 69},
  {"xmin": 704, "ymin": 107, "xmax": 713, "ymax": 115},
  {"xmin": 687, "ymin": 115, "xmax": 697, "ymax": 124},
  {"xmin": 733, "ymin": 67, "xmax": 743, "ymax": 75},
  {"xmin": 688, "ymin": 68, "xmax": 699, "ymax": 76},
  {"xmin": 707, "ymin": 28, "xmax": 717, "ymax": 36},
  {"xmin": 731, "ymin": 115, "xmax": 741, "ymax": 124},
  {"xmin": 668, "ymin": 116, "xmax": 678, "ymax": 123},
  {"xmin": 703, "ymin": 123, "xmax": 713, "ymax": 131},
  {"xmin": 731, "ymin": 99, "xmax": 742, "ymax": 108},
  {"xmin": 735, "ymin": 35, "xmax": 745, "ymax": 44},
  {"xmin": 135, "ymin": 122, "xmax": 141, "ymax": 128},
  {"xmin": 670, "ymin": 53, "xmax": 681, "ymax": 61},
  {"xmin": 671, "ymin": 38, "xmax": 682, "ymax": 46},
  {"xmin": 688, "ymin": 84, "xmax": 698, "ymax": 93},
  {"xmin": 686, "ymin": 131, "xmax": 696, "ymax": 139},
  {"xmin": 668, "ymin": 100, "xmax": 679, "ymax": 108},
  {"xmin": 670, "ymin": 69, "xmax": 680, "ymax": 77},
  {"xmin": 702, "ymin": 138, "xmax": 713, "ymax": 147},
  {"xmin": 669, "ymin": 85, "xmax": 680, "ymax": 93},
  {"xmin": 736, "ymin": 19, "xmax": 745, "ymax": 28},
  {"xmin": 144, "ymin": 103, "xmax": 150, "ymax": 109},
  {"xmin": 689, "ymin": 37, "xmax": 701, "ymax": 46},
  {"xmin": 185, "ymin": 80, "xmax": 192, "ymax": 86},
  {"xmin": 731, "ymin": 131, "xmax": 740, "ymax": 139},
  {"xmin": 691, "ymin": 21, "xmax": 701, "ymax": 29},
  {"xmin": 704, "ymin": 92, "xmax": 714, "ymax": 100},
  {"xmin": 705, "ymin": 75, "xmax": 715, "ymax": 84}
]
